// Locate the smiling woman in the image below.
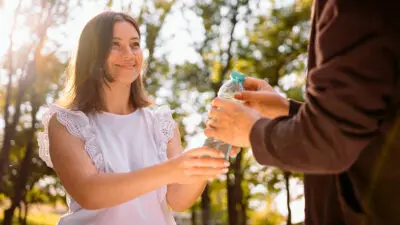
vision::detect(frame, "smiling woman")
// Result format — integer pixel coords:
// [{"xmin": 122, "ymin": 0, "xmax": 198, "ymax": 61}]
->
[
  {"xmin": 59, "ymin": 12, "xmax": 151, "ymax": 114},
  {"xmin": 37, "ymin": 10, "xmax": 230, "ymax": 225}
]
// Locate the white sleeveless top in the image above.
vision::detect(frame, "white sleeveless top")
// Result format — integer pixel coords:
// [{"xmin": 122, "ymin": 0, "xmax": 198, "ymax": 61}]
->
[{"xmin": 37, "ymin": 104, "xmax": 177, "ymax": 225}]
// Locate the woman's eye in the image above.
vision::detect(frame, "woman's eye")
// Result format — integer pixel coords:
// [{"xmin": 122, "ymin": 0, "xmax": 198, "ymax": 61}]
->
[{"xmin": 131, "ymin": 43, "xmax": 140, "ymax": 48}]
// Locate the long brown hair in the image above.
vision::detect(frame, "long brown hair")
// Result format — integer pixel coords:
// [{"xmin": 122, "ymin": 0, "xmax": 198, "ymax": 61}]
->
[{"xmin": 59, "ymin": 11, "xmax": 152, "ymax": 113}]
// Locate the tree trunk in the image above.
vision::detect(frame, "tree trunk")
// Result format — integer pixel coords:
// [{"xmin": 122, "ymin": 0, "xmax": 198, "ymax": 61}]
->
[
  {"xmin": 216, "ymin": 3, "xmax": 242, "ymax": 225},
  {"xmin": 0, "ymin": 0, "xmax": 23, "ymax": 192},
  {"xmin": 18, "ymin": 203, "xmax": 22, "ymax": 223},
  {"xmin": 23, "ymin": 200, "xmax": 28, "ymax": 225},
  {"xmin": 227, "ymin": 180, "xmax": 237, "ymax": 225},
  {"xmin": 2, "ymin": 207, "xmax": 16, "ymax": 225},
  {"xmin": 2, "ymin": 91, "xmax": 39, "ymax": 225},
  {"xmin": 0, "ymin": 0, "xmax": 55, "ymax": 187},
  {"xmin": 227, "ymin": 149, "xmax": 244, "ymax": 225},
  {"xmin": 240, "ymin": 198, "xmax": 247, "ymax": 225},
  {"xmin": 191, "ymin": 206, "xmax": 197, "ymax": 225},
  {"xmin": 17, "ymin": 199, "xmax": 28, "ymax": 225},
  {"xmin": 201, "ymin": 185, "xmax": 211, "ymax": 225},
  {"xmin": 2, "ymin": 133, "xmax": 35, "ymax": 225},
  {"xmin": 284, "ymin": 171, "xmax": 292, "ymax": 225},
  {"xmin": 1, "ymin": 78, "xmax": 33, "ymax": 225}
]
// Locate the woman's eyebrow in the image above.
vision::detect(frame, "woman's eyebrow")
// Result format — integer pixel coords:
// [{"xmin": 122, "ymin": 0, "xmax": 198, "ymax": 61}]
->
[{"xmin": 112, "ymin": 37, "xmax": 139, "ymax": 41}]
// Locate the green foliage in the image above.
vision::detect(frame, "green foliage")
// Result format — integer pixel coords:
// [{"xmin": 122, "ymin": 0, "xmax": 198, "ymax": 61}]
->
[
  {"xmin": 246, "ymin": 194, "xmax": 285, "ymax": 225},
  {"xmin": 0, "ymin": 0, "xmax": 312, "ymax": 224}
]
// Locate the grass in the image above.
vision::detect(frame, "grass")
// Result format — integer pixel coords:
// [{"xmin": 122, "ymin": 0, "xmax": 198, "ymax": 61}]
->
[{"xmin": 0, "ymin": 212, "xmax": 60, "ymax": 225}]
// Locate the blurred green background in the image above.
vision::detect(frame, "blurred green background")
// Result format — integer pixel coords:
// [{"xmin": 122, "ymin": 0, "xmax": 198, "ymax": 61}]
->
[{"xmin": 0, "ymin": 0, "xmax": 312, "ymax": 224}]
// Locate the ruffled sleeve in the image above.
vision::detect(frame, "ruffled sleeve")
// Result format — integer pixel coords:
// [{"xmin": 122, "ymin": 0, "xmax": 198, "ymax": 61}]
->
[
  {"xmin": 151, "ymin": 105, "xmax": 176, "ymax": 205},
  {"xmin": 37, "ymin": 104, "xmax": 105, "ymax": 172},
  {"xmin": 153, "ymin": 105, "xmax": 176, "ymax": 162}
]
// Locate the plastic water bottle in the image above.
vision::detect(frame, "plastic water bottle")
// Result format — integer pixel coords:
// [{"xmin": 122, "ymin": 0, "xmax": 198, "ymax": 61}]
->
[{"xmin": 204, "ymin": 71, "xmax": 245, "ymax": 160}]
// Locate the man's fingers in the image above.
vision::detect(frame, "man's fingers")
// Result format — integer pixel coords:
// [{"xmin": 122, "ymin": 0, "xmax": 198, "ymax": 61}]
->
[
  {"xmin": 243, "ymin": 77, "xmax": 273, "ymax": 91},
  {"xmin": 235, "ymin": 90, "xmax": 275, "ymax": 102},
  {"xmin": 229, "ymin": 146, "xmax": 241, "ymax": 156},
  {"xmin": 206, "ymin": 119, "xmax": 218, "ymax": 129},
  {"xmin": 235, "ymin": 91, "xmax": 258, "ymax": 101},
  {"xmin": 204, "ymin": 126, "xmax": 219, "ymax": 139},
  {"xmin": 208, "ymin": 106, "xmax": 223, "ymax": 120},
  {"xmin": 242, "ymin": 77, "xmax": 264, "ymax": 90},
  {"xmin": 211, "ymin": 97, "xmax": 237, "ymax": 110}
]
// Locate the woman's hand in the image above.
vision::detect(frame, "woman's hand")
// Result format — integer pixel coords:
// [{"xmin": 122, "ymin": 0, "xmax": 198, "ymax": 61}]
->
[{"xmin": 167, "ymin": 147, "xmax": 230, "ymax": 184}]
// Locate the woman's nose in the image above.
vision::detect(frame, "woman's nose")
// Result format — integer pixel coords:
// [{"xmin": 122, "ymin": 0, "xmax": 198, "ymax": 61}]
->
[{"xmin": 121, "ymin": 46, "xmax": 134, "ymax": 59}]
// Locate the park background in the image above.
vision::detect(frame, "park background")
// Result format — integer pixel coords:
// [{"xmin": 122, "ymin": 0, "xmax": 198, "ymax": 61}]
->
[{"xmin": 0, "ymin": 0, "xmax": 312, "ymax": 224}]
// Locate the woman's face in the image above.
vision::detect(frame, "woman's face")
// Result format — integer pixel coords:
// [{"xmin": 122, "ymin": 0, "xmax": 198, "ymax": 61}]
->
[{"xmin": 105, "ymin": 21, "xmax": 143, "ymax": 85}]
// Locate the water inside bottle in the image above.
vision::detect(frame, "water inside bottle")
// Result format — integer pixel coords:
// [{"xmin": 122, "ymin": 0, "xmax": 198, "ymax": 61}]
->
[{"xmin": 203, "ymin": 71, "xmax": 245, "ymax": 159}]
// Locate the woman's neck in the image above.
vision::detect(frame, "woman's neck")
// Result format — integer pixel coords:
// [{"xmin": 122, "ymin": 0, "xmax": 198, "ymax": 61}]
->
[{"xmin": 102, "ymin": 82, "xmax": 134, "ymax": 115}]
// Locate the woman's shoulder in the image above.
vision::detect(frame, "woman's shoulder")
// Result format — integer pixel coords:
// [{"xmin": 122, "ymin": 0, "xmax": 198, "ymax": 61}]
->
[
  {"xmin": 148, "ymin": 105, "xmax": 176, "ymax": 139},
  {"xmin": 37, "ymin": 103, "xmax": 102, "ymax": 169},
  {"xmin": 41, "ymin": 104, "xmax": 89, "ymax": 132}
]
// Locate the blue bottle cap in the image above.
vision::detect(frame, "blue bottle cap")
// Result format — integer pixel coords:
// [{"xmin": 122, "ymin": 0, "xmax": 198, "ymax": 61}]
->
[{"xmin": 231, "ymin": 71, "xmax": 245, "ymax": 83}]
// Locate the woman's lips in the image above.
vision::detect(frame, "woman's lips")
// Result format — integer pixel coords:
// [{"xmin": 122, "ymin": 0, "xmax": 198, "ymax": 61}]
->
[{"xmin": 115, "ymin": 64, "xmax": 136, "ymax": 70}]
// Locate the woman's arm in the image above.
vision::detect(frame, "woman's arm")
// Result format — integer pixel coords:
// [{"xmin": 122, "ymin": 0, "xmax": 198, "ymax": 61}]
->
[
  {"xmin": 166, "ymin": 125, "xmax": 229, "ymax": 212},
  {"xmin": 48, "ymin": 115, "xmax": 226, "ymax": 210}
]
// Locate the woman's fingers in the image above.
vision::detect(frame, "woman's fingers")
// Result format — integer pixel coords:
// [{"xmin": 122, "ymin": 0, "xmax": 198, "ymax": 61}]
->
[
  {"xmin": 186, "ymin": 147, "xmax": 225, "ymax": 158},
  {"xmin": 184, "ymin": 157, "xmax": 229, "ymax": 168},
  {"xmin": 184, "ymin": 167, "xmax": 229, "ymax": 176}
]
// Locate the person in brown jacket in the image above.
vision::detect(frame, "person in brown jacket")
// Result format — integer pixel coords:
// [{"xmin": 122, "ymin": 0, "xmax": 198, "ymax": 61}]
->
[{"xmin": 205, "ymin": 1, "xmax": 400, "ymax": 224}]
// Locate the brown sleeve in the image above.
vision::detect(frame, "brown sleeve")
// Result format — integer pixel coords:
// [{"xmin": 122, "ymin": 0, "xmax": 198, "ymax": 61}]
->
[{"xmin": 249, "ymin": 1, "xmax": 399, "ymax": 174}]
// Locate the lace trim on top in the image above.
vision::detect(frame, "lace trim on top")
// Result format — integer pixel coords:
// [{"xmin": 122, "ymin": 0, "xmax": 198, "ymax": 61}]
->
[
  {"xmin": 152, "ymin": 105, "xmax": 176, "ymax": 203},
  {"xmin": 153, "ymin": 105, "xmax": 176, "ymax": 162},
  {"xmin": 37, "ymin": 104, "xmax": 105, "ymax": 172}
]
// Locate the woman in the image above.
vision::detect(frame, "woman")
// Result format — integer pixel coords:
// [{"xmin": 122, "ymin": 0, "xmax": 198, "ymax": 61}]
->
[{"xmin": 37, "ymin": 11, "xmax": 230, "ymax": 225}]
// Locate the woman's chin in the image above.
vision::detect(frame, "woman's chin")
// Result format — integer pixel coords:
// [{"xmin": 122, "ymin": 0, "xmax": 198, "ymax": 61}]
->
[{"xmin": 113, "ymin": 74, "xmax": 139, "ymax": 85}]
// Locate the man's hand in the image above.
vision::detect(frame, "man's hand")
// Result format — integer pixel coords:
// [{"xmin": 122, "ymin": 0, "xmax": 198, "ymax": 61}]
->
[
  {"xmin": 204, "ymin": 98, "xmax": 262, "ymax": 148},
  {"xmin": 229, "ymin": 146, "xmax": 241, "ymax": 157},
  {"xmin": 235, "ymin": 91, "xmax": 289, "ymax": 119},
  {"xmin": 235, "ymin": 77, "xmax": 290, "ymax": 119},
  {"xmin": 241, "ymin": 77, "xmax": 274, "ymax": 91}
]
